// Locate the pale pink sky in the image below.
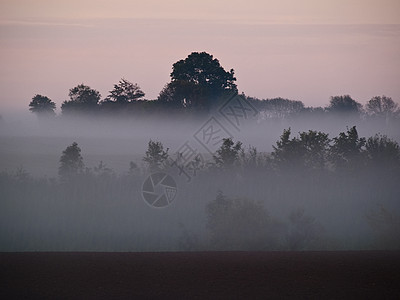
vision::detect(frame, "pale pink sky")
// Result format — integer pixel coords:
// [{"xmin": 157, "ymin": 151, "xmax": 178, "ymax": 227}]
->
[{"xmin": 1, "ymin": 0, "xmax": 400, "ymax": 114}]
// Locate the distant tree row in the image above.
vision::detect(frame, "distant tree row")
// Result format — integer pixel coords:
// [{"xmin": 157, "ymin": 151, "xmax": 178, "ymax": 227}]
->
[
  {"xmin": 28, "ymin": 51, "xmax": 400, "ymax": 120},
  {"xmin": 29, "ymin": 52, "xmax": 237, "ymax": 117},
  {"xmin": 3, "ymin": 126, "xmax": 399, "ymax": 251},
  {"xmin": 57, "ymin": 126, "xmax": 400, "ymax": 181},
  {"xmin": 206, "ymin": 126, "xmax": 400, "ymax": 174},
  {"xmin": 247, "ymin": 94, "xmax": 399, "ymax": 120}
]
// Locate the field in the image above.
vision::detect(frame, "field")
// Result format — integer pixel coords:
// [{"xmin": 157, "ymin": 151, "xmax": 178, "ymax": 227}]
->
[{"xmin": 1, "ymin": 251, "xmax": 400, "ymax": 299}]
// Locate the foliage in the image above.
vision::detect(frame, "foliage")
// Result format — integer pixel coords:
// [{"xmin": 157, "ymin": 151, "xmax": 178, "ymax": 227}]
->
[
  {"xmin": 213, "ymin": 138, "xmax": 243, "ymax": 169},
  {"xmin": 272, "ymin": 128, "xmax": 304, "ymax": 169},
  {"xmin": 366, "ymin": 95, "xmax": 399, "ymax": 118},
  {"xmin": 329, "ymin": 126, "xmax": 366, "ymax": 171},
  {"xmin": 143, "ymin": 140, "xmax": 169, "ymax": 171},
  {"xmin": 61, "ymin": 84, "xmax": 101, "ymax": 114},
  {"xmin": 365, "ymin": 134, "xmax": 400, "ymax": 169},
  {"xmin": 272, "ymin": 128, "xmax": 330, "ymax": 171},
  {"xmin": 58, "ymin": 142, "xmax": 84, "ymax": 178},
  {"xmin": 239, "ymin": 146, "xmax": 266, "ymax": 170},
  {"xmin": 326, "ymin": 95, "xmax": 362, "ymax": 115},
  {"xmin": 177, "ymin": 222, "xmax": 201, "ymax": 251},
  {"xmin": 286, "ymin": 208, "xmax": 324, "ymax": 250},
  {"xmin": 251, "ymin": 97, "xmax": 305, "ymax": 119},
  {"xmin": 104, "ymin": 78, "xmax": 145, "ymax": 104},
  {"xmin": 28, "ymin": 94, "xmax": 56, "ymax": 117},
  {"xmin": 366, "ymin": 205, "xmax": 400, "ymax": 249},
  {"xmin": 159, "ymin": 52, "xmax": 237, "ymax": 110},
  {"xmin": 128, "ymin": 161, "xmax": 140, "ymax": 175},
  {"xmin": 93, "ymin": 161, "xmax": 114, "ymax": 178},
  {"xmin": 206, "ymin": 191, "xmax": 276, "ymax": 250},
  {"xmin": 2, "ymin": 124, "xmax": 400, "ymax": 251}
]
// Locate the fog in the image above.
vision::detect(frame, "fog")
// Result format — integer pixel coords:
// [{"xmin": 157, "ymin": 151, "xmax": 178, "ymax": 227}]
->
[{"xmin": 0, "ymin": 111, "xmax": 399, "ymax": 251}]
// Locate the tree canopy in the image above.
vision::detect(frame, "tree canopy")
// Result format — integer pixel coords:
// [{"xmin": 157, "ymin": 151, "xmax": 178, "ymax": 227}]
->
[
  {"xmin": 272, "ymin": 128, "xmax": 330, "ymax": 171},
  {"xmin": 213, "ymin": 138, "xmax": 243, "ymax": 169},
  {"xmin": 104, "ymin": 78, "xmax": 145, "ymax": 104},
  {"xmin": 29, "ymin": 94, "xmax": 56, "ymax": 117},
  {"xmin": 58, "ymin": 142, "xmax": 84, "ymax": 178},
  {"xmin": 25, "ymin": 52, "xmax": 399, "ymax": 121},
  {"xmin": 159, "ymin": 52, "xmax": 237, "ymax": 110},
  {"xmin": 365, "ymin": 134, "xmax": 400, "ymax": 169},
  {"xmin": 61, "ymin": 84, "xmax": 101, "ymax": 115},
  {"xmin": 329, "ymin": 126, "xmax": 366, "ymax": 171},
  {"xmin": 326, "ymin": 95, "xmax": 362, "ymax": 115},
  {"xmin": 366, "ymin": 95, "xmax": 399, "ymax": 118},
  {"xmin": 143, "ymin": 140, "xmax": 169, "ymax": 172}
]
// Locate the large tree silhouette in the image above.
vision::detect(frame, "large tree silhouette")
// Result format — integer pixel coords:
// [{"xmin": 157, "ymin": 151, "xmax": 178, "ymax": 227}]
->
[
  {"xmin": 326, "ymin": 95, "xmax": 362, "ymax": 115},
  {"xmin": 158, "ymin": 52, "xmax": 237, "ymax": 110},
  {"xmin": 61, "ymin": 84, "xmax": 101, "ymax": 115}
]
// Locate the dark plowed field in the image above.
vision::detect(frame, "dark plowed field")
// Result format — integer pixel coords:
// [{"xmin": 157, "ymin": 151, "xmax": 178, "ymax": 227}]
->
[{"xmin": 1, "ymin": 251, "xmax": 399, "ymax": 299}]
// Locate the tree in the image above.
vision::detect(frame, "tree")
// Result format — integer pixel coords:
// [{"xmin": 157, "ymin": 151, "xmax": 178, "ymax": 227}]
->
[
  {"xmin": 158, "ymin": 52, "xmax": 237, "ymax": 109},
  {"xmin": 272, "ymin": 128, "xmax": 305, "ymax": 170},
  {"xmin": 299, "ymin": 130, "xmax": 331, "ymax": 170},
  {"xmin": 366, "ymin": 96, "xmax": 399, "ymax": 119},
  {"xmin": 28, "ymin": 94, "xmax": 56, "ymax": 117},
  {"xmin": 213, "ymin": 138, "xmax": 242, "ymax": 169},
  {"xmin": 326, "ymin": 95, "xmax": 362, "ymax": 115},
  {"xmin": 329, "ymin": 126, "xmax": 366, "ymax": 171},
  {"xmin": 143, "ymin": 140, "xmax": 169, "ymax": 172},
  {"xmin": 253, "ymin": 97, "xmax": 305, "ymax": 119},
  {"xmin": 286, "ymin": 208, "xmax": 324, "ymax": 250},
  {"xmin": 366, "ymin": 205, "xmax": 400, "ymax": 249},
  {"xmin": 271, "ymin": 128, "xmax": 330, "ymax": 171},
  {"xmin": 104, "ymin": 78, "xmax": 145, "ymax": 104},
  {"xmin": 365, "ymin": 134, "xmax": 400, "ymax": 169},
  {"xmin": 239, "ymin": 146, "xmax": 265, "ymax": 170},
  {"xmin": 158, "ymin": 81, "xmax": 200, "ymax": 108},
  {"xmin": 59, "ymin": 142, "xmax": 84, "ymax": 178},
  {"xmin": 93, "ymin": 161, "xmax": 113, "ymax": 178},
  {"xmin": 61, "ymin": 84, "xmax": 101, "ymax": 115},
  {"xmin": 206, "ymin": 191, "xmax": 277, "ymax": 250}
]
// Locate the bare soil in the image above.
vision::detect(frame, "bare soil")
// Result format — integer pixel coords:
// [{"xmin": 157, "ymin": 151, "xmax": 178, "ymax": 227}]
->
[{"xmin": 1, "ymin": 251, "xmax": 399, "ymax": 299}]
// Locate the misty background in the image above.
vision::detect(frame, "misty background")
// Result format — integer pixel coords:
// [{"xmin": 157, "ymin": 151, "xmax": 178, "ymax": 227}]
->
[
  {"xmin": 1, "ymin": 0, "xmax": 400, "ymax": 252},
  {"xmin": 1, "ymin": 108, "xmax": 399, "ymax": 251}
]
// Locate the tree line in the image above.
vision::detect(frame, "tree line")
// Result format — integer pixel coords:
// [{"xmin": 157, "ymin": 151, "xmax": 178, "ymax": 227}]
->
[
  {"xmin": 2, "ymin": 126, "xmax": 399, "ymax": 251},
  {"xmin": 57, "ymin": 126, "xmax": 400, "ymax": 180},
  {"xmin": 28, "ymin": 51, "xmax": 399, "ymax": 120}
]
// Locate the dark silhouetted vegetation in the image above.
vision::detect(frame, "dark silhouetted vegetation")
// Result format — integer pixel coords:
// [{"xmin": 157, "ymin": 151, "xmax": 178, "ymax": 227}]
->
[
  {"xmin": 366, "ymin": 95, "xmax": 398, "ymax": 119},
  {"xmin": 29, "ymin": 94, "xmax": 56, "ymax": 117},
  {"xmin": 61, "ymin": 84, "xmax": 101, "ymax": 115},
  {"xmin": 27, "ymin": 52, "xmax": 399, "ymax": 124},
  {"xmin": 1, "ymin": 125, "xmax": 399, "ymax": 251},
  {"xmin": 143, "ymin": 140, "xmax": 169, "ymax": 172},
  {"xmin": 58, "ymin": 142, "xmax": 84, "ymax": 179},
  {"xmin": 326, "ymin": 95, "xmax": 363, "ymax": 116},
  {"xmin": 159, "ymin": 52, "xmax": 237, "ymax": 111}
]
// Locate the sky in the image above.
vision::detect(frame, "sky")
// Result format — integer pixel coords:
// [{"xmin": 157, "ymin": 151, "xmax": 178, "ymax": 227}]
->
[{"xmin": 0, "ymin": 0, "xmax": 400, "ymax": 115}]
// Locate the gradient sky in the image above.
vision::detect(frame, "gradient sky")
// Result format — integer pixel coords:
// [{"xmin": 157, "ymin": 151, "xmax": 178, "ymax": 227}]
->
[{"xmin": 1, "ymin": 0, "xmax": 400, "ymax": 114}]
